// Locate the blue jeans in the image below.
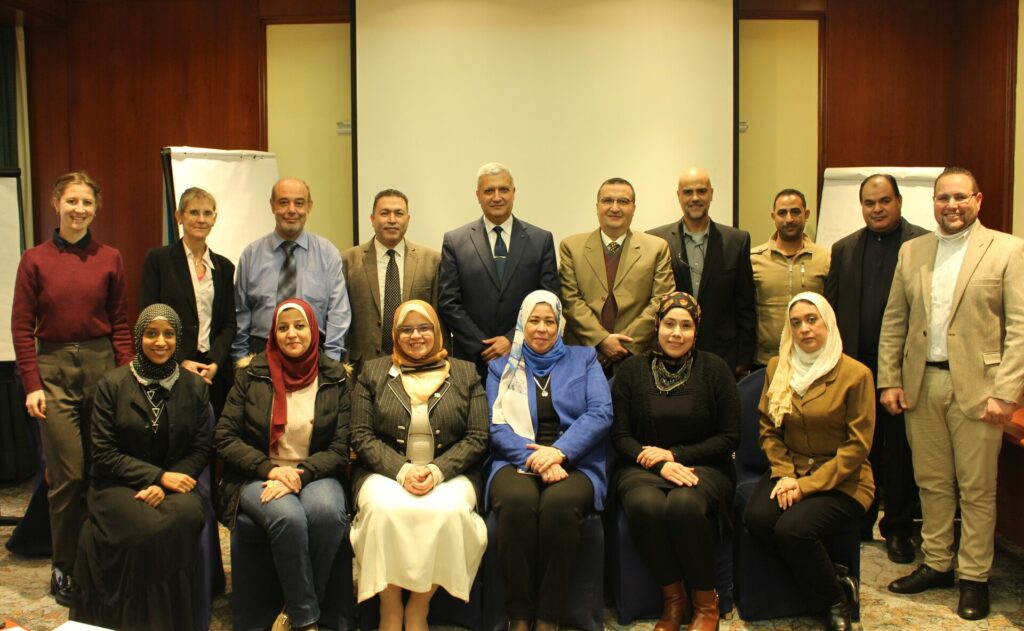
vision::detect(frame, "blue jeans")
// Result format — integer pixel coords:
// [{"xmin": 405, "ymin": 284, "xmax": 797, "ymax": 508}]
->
[{"xmin": 240, "ymin": 477, "xmax": 349, "ymax": 626}]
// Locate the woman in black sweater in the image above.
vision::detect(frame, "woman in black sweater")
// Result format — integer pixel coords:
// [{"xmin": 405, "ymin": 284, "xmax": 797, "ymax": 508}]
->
[{"xmin": 611, "ymin": 292, "xmax": 739, "ymax": 631}]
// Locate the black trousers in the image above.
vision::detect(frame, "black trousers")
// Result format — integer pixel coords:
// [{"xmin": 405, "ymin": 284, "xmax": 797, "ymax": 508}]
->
[
  {"xmin": 862, "ymin": 398, "xmax": 919, "ymax": 538},
  {"xmin": 490, "ymin": 465, "xmax": 594, "ymax": 622},
  {"xmin": 744, "ymin": 473, "xmax": 864, "ymax": 611},
  {"xmin": 620, "ymin": 484, "xmax": 716, "ymax": 589}
]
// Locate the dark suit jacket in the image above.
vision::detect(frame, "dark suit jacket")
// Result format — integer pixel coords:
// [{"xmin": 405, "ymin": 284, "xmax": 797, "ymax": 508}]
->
[
  {"xmin": 438, "ymin": 217, "xmax": 560, "ymax": 369},
  {"xmin": 342, "ymin": 239, "xmax": 441, "ymax": 365},
  {"xmin": 647, "ymin": 220, "xmax": 756, "ymax": 369},
  {"xmin": 824, "ymin": 218, "xmax": 928, "ymax": 363},
  {"xmin": 140, "ymin": 240, "xmax": 237, "ymax": 370},
  {"xmin": 90, "ymin": 365, "xmax": 212, "ymax": 488},
  {"xmin": 349, "ymin": 356, "xmax": 488, "ymax": 501}
]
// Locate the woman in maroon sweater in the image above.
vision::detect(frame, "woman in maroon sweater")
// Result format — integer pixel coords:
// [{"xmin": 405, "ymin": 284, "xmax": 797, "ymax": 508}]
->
[{"xmin": 11, "ymin": 171, "xmax": 133, "ymax": 607}]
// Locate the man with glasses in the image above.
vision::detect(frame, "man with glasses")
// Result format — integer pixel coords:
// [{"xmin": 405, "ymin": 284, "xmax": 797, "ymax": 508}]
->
[
  {"xmin": 343, "ymin": 188, "xmax": 440, "ymax": 372},
  {"xmin": 879, "ymin": 167, "xmax": 1024, "ymax": 620},
  {"xmin": 750, "ymin": 188, "xmax": 830, "ymax": 368},
  {"xmin": 559, "ymin": 177, "xmax": 674, "ymax": 374},
  {"xmin": 648, "ymin": 167, "xmax": 756, "ymax": 378},
  {"xmin": 233, "ymin": 177, "xmax": 351, "ymax": 363},
  {"xmin": 438, "ymin": 162, "xmax": 560, "ymax": 379}
]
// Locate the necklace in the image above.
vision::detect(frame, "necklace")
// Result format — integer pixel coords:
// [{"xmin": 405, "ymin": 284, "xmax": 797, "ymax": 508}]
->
[
  {"xmin": 532, "ymin": 374, "xmax": 552, "ymax": 398},
  {"xmin": 143, "ymin": 387, "xmax": 165, "ymax": 433}
]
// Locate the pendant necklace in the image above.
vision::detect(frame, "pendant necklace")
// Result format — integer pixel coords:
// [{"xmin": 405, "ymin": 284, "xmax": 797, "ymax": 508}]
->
[
  {"xmin": 533, "ymin": 375, "xmax": 551, "ymax": 398},
  {"xmin": 143, "ymin": 387, "xmax": 165, "ymax": 433}
]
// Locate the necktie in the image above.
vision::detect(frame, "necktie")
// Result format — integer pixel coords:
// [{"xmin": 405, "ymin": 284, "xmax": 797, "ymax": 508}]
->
[
  {"xmin": 493, "ymin": 226, "xmax": 508, "ymax": 282},
  {"xmin": 277, "ymin": 241, "xmax": 298, "ymax": 303},
  {"xmin": 381, "ymin": 249, "xmax": 400, "ymax": 354},
  {"xmin": 607, "ymin": 241, "xmax": 621, "ymax": 255}
]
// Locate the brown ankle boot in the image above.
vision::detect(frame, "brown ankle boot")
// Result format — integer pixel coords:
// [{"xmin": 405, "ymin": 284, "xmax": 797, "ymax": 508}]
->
[
  {"xmin": 654, "ymin": 582, "xmax": 687, "ymax": 631},
  {"xmin": 687, "ymin": 589, "xmax": 719, "ymax": 631}
]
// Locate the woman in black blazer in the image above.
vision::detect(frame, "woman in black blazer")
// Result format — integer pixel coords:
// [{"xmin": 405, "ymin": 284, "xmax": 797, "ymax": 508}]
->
[
  {"xmin": 350, "ymin": 300, "xmax": 488, "ymax": 631},
  {"xmin": 140, "ymin": 187, "xmax": 236, "ymax": 414},
  {"xmin": 71, "ymin": 304, "xmax": 211, "ymax": 630}
]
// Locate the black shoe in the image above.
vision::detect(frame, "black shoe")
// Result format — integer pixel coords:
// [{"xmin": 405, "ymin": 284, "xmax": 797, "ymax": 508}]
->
[
  {"xmin": 886, "ymin": 534, "xmax": 916, "ymax": 564},
  {"xmin": 888, "ymin": 564, "xmax": 954, "ymax": 594},
  {"xmin": 50, "ymin": 569, "xmax": 74, "ymax": 607},
  {"xmin": 822, "ymin": 598, "xmax": 853, "ymax": 631},
  {"xmin": 958, "ymin": 580, "xmax": 989, "ymax": 620},
  {"xmin": 834, "ymin": 563, "xmax": 859, "ymax": 621}
]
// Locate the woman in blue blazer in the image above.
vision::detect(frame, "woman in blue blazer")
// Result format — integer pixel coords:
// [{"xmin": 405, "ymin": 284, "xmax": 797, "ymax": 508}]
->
[{"xmin": 487, "ymin": 289, "xmax": 612, "ymax": 631}]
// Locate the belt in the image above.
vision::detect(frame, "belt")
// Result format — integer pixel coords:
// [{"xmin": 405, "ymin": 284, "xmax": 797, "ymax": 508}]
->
[{"xmin": 926, "ymin": 360, "xmax": 950, "ymax": 370}]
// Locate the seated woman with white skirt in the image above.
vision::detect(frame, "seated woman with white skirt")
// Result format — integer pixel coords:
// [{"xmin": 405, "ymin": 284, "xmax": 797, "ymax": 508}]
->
[{"xmin": 350, "ymin": 300, "xmax": 489, "ymax": 631}]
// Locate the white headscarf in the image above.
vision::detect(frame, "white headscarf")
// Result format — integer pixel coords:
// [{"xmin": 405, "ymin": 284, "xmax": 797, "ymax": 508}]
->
[
  {"xmin": 766, "ymin": 291, "xmax": 843, "ymax": 426},
  {"xmin": 490, "ymin": 290, "xmax": 566, "ymax": 440}
]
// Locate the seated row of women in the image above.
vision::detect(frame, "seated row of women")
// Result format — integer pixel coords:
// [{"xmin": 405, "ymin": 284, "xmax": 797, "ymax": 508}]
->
[{"xmin": 69, "ymin": 288, "xmax": 874, "ymax": 631}]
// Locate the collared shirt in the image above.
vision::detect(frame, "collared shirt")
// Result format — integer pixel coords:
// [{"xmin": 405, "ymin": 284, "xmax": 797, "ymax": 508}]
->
[
  {"xmin": 928, "ymin": 223, "xmax": 975, "ymax": 361},
  {"xmin": 750, "ymin": 233, "xmax": 831, "ymax": 365},
  {"xmin": 374, "ymin": 238, "xmax": 407, "ymax": 325},
  {"xmin": 185, "ymin": 245, "xmax": 216, "ymax": 353},
  {"xmin": 233, "ymin": 230, "xmax": 351, "ymax": 361},
  {"xmin": 483, "ymin": 216, "xmax": 515, "ymax": 256},
  {"xmin": 682, "ymin": 224, "xmax": 709, "ymax": 295},
  {"xmin": 53, "ymin": 229, "xmax": 92, "ymax": 252},
  {"xmin": 599, "ymin": 231, "xmax": 627, "ymax": 252}
]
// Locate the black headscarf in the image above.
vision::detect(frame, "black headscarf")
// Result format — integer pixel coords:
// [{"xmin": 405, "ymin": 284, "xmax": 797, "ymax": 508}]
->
[
  {"xmin": 130, "ymin": 303, "xmax": 182, "ymax": 388},
  {"xmin": 651, "ymin": 291, "xmax": 701, "ymax": 392}
]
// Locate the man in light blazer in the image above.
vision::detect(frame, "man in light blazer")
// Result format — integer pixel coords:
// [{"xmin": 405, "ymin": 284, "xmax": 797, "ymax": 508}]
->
[
  {"xmin": 439, "ymin": 162, "xmax": 560, "ymax": 378},
  {"xmin": 559, "ymin": 177, "xmax": 674, "ymax": 373},
  {"xmin": 648, "ymin": 167, "xmax": 756, "ymax": 377},
  {"xmin": 878, "ymin": 167, "xmax": 1024, "ymax": 620},
  {"xmin": 342, "ymin": 189, "xmax": 441, "ymax": 370}
]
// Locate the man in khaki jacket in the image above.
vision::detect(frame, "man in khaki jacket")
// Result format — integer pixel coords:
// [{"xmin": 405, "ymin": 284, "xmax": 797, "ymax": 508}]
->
[
  {"xmin": 559, "ymin": 177, "xmax": 673, "ymax": 373},
  {"xmin": 878, "ymin": 167, "xmax": 1024, "ymax": 621}
]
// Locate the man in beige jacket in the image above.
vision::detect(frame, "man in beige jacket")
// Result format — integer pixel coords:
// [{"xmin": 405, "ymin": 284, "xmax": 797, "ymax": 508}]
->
[{"xmin": 878, "ymin": 167, "xmax": 1024, "ymax": 620}]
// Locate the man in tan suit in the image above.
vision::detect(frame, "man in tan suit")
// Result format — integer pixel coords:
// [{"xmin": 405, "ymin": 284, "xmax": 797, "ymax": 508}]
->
[
  {"xmin": 342, "ymin": 189, "xmax": 440, "ymax": 368},
  {"xmin": 559, "ymin": 177, "xmax": 674, "ymax": 373},
  {"xmin": 878, "ymin": 167, "xmax": 1024, "ymax": 621}
]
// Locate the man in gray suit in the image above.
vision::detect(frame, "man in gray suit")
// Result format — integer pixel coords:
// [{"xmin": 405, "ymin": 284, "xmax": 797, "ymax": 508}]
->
[
  {"xmin": 439, "ymin": 162, "xmax": 560, "ymax": 378},
  {"xmin": 342, "ymin": 189, "xmax": 440, "ymax": 369},
  {"xmin": 879, "ymin": 167, "xmax": 1024, "ymax": 620}
]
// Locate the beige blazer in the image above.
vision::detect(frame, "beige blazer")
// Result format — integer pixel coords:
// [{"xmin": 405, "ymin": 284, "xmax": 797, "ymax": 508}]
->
[
  {"xmin": 558, "ymin": 229, "xmax": 674, "ymax": 355},
  {"xmin": 877, "ymin": 222, "xmax": 1024, "ymax": 418},
  {"xmin": 342, "ymin": 239, "xmax": 441, "ymax": 364}
]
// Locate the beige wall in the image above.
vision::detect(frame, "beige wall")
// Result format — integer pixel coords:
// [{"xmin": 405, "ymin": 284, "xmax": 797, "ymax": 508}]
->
[
  {"xmin": 266, "ymin": 23, "xmax": 353, "ymax": 250},
  {"xmin": 738, "ymin": 20, "xmax": 819, "ymax": 245}
]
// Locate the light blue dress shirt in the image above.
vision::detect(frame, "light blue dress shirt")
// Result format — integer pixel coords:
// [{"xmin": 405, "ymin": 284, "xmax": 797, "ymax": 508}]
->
[{"xmin": 232, "ymin": 230, "xmax": 351, "ymax": 361}]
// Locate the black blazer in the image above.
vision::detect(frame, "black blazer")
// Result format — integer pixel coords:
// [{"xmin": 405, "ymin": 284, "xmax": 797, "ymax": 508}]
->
[
  {"xmin": 438, "ymin": 217, "xmax": 559, "ymax": 370},
  {"xmin": 90, "ymin": 365, "xmax": 212, "ymax": 489},
  {"xmin": 349, "ymin": 356, "xmax": 488, "ymax": 501},
  {"xmin": 647, "ymin": 220, "xmax": 756, "ymax": 370},
  {"xmin": 824, "ymin": 218, "xmax": 929, "ymax": 362},
  {"xmin": 140, "ymin": 240, "xmax": 237, "ymax": 370}
]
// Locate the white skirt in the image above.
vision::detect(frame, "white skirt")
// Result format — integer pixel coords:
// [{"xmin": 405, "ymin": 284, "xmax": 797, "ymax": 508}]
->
[{"xmin": 350, "ymin": 473, "xmax": 487, "ymax": 603}]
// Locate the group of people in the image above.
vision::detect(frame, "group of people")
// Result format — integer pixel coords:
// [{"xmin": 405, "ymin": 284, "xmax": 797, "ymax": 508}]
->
[{"xmin": 10, "ymin": 162, "xmax": 1022, "ymax": 631}]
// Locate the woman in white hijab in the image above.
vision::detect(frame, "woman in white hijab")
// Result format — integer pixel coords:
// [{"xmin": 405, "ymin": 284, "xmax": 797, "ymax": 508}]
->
[{"xmin": 743, "ymin": 292, "xmax": 875, "ymax": 631}]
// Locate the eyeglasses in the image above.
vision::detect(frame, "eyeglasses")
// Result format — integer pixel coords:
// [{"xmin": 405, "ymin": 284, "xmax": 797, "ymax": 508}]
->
[
  {"xmin": 599, "ymin": 196, "xmax": 634, "ymax": 207},
  {"xmin": 397, "ymin": 324, "xmax": 435, "ymax": 337},
  {"xmin": 185, "ymin": 209, "xmax": 217, "ymax": 219},
  {"xmin": 933, "ymin": 192, "xmax": 977, "ymax": 206}
]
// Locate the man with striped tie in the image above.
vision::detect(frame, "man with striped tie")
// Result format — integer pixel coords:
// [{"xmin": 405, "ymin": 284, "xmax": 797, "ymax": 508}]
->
[{"xmin": 439, "ymin": 162, "xmax": 560, "ymax": 379}]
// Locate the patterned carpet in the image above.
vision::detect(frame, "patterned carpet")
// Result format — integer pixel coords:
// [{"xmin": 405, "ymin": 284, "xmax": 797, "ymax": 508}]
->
[{"xmin": 3, "ymin": 477, "xmax": 1023, "ymax": 630}]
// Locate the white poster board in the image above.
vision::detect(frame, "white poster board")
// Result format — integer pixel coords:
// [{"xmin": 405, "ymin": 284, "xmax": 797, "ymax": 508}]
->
[
  {"xmin": 163, "ymin": 147, "xmax": 280, "ymax": 266},
  {"xmin": 0, "ymin": 172, "xmax": 24, "ymax": 361},
  {"xmin": 817, "ymin": 167, "xmax": 942, "ymax": 249}
]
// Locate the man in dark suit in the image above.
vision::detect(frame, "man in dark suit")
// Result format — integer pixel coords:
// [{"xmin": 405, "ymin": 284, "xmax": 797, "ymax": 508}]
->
[
  {"xmin": 342, "ymin": 189, "xmax": 441, "ymax": 370},
  {"xmin": 647, "ymin": 167, "xmax": 755, "ymax": 377},
  {"xmin": 439, "ymin": 162, "xmax": 560, "ymax": 378},
  {"xmin": 824, "ymin": 173, "xmax": 928, "ymax": 563}
]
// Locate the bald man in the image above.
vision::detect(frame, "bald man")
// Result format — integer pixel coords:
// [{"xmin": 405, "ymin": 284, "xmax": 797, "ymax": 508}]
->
[
  {"xmin": 232, "ymin": 177, "xmax": 351, "ymax": 362},
  {"xmin": 647, "ymin": 168, "xmax": 756, "ymax": 376}
]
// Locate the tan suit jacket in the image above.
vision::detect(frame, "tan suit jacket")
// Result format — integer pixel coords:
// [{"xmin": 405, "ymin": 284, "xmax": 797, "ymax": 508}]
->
[
  {"xmin": 877, "ymin": 222, "xmax": 1024, "ymax": 418},
  {"xmin": 558, "ymin": 229, "xmax": 674, "ymax": 355},
  {"xmin": 342, "ymin": 239, "xmax": 441, "ymax": 364}
]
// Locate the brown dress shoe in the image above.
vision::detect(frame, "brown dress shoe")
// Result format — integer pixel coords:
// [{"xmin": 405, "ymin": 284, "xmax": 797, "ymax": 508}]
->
[
  {"xmin": 654, "ymin": 582, "xmax": 687, "ymax": 631},
  {"xmin": 687, "ymin": 589, "xmax": 719, "ymax": 631}
]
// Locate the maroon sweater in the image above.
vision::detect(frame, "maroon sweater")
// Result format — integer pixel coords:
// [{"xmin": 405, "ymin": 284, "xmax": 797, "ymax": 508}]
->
[{"xmin": 12, "ymin": 234, "xmax": 134, "ymax": 392}]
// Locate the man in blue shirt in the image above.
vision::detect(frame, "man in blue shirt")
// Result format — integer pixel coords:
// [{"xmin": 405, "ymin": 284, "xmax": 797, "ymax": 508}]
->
[{"xmin": 232, "ymin": 177, "xmax": 351, "ymax": 363}]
